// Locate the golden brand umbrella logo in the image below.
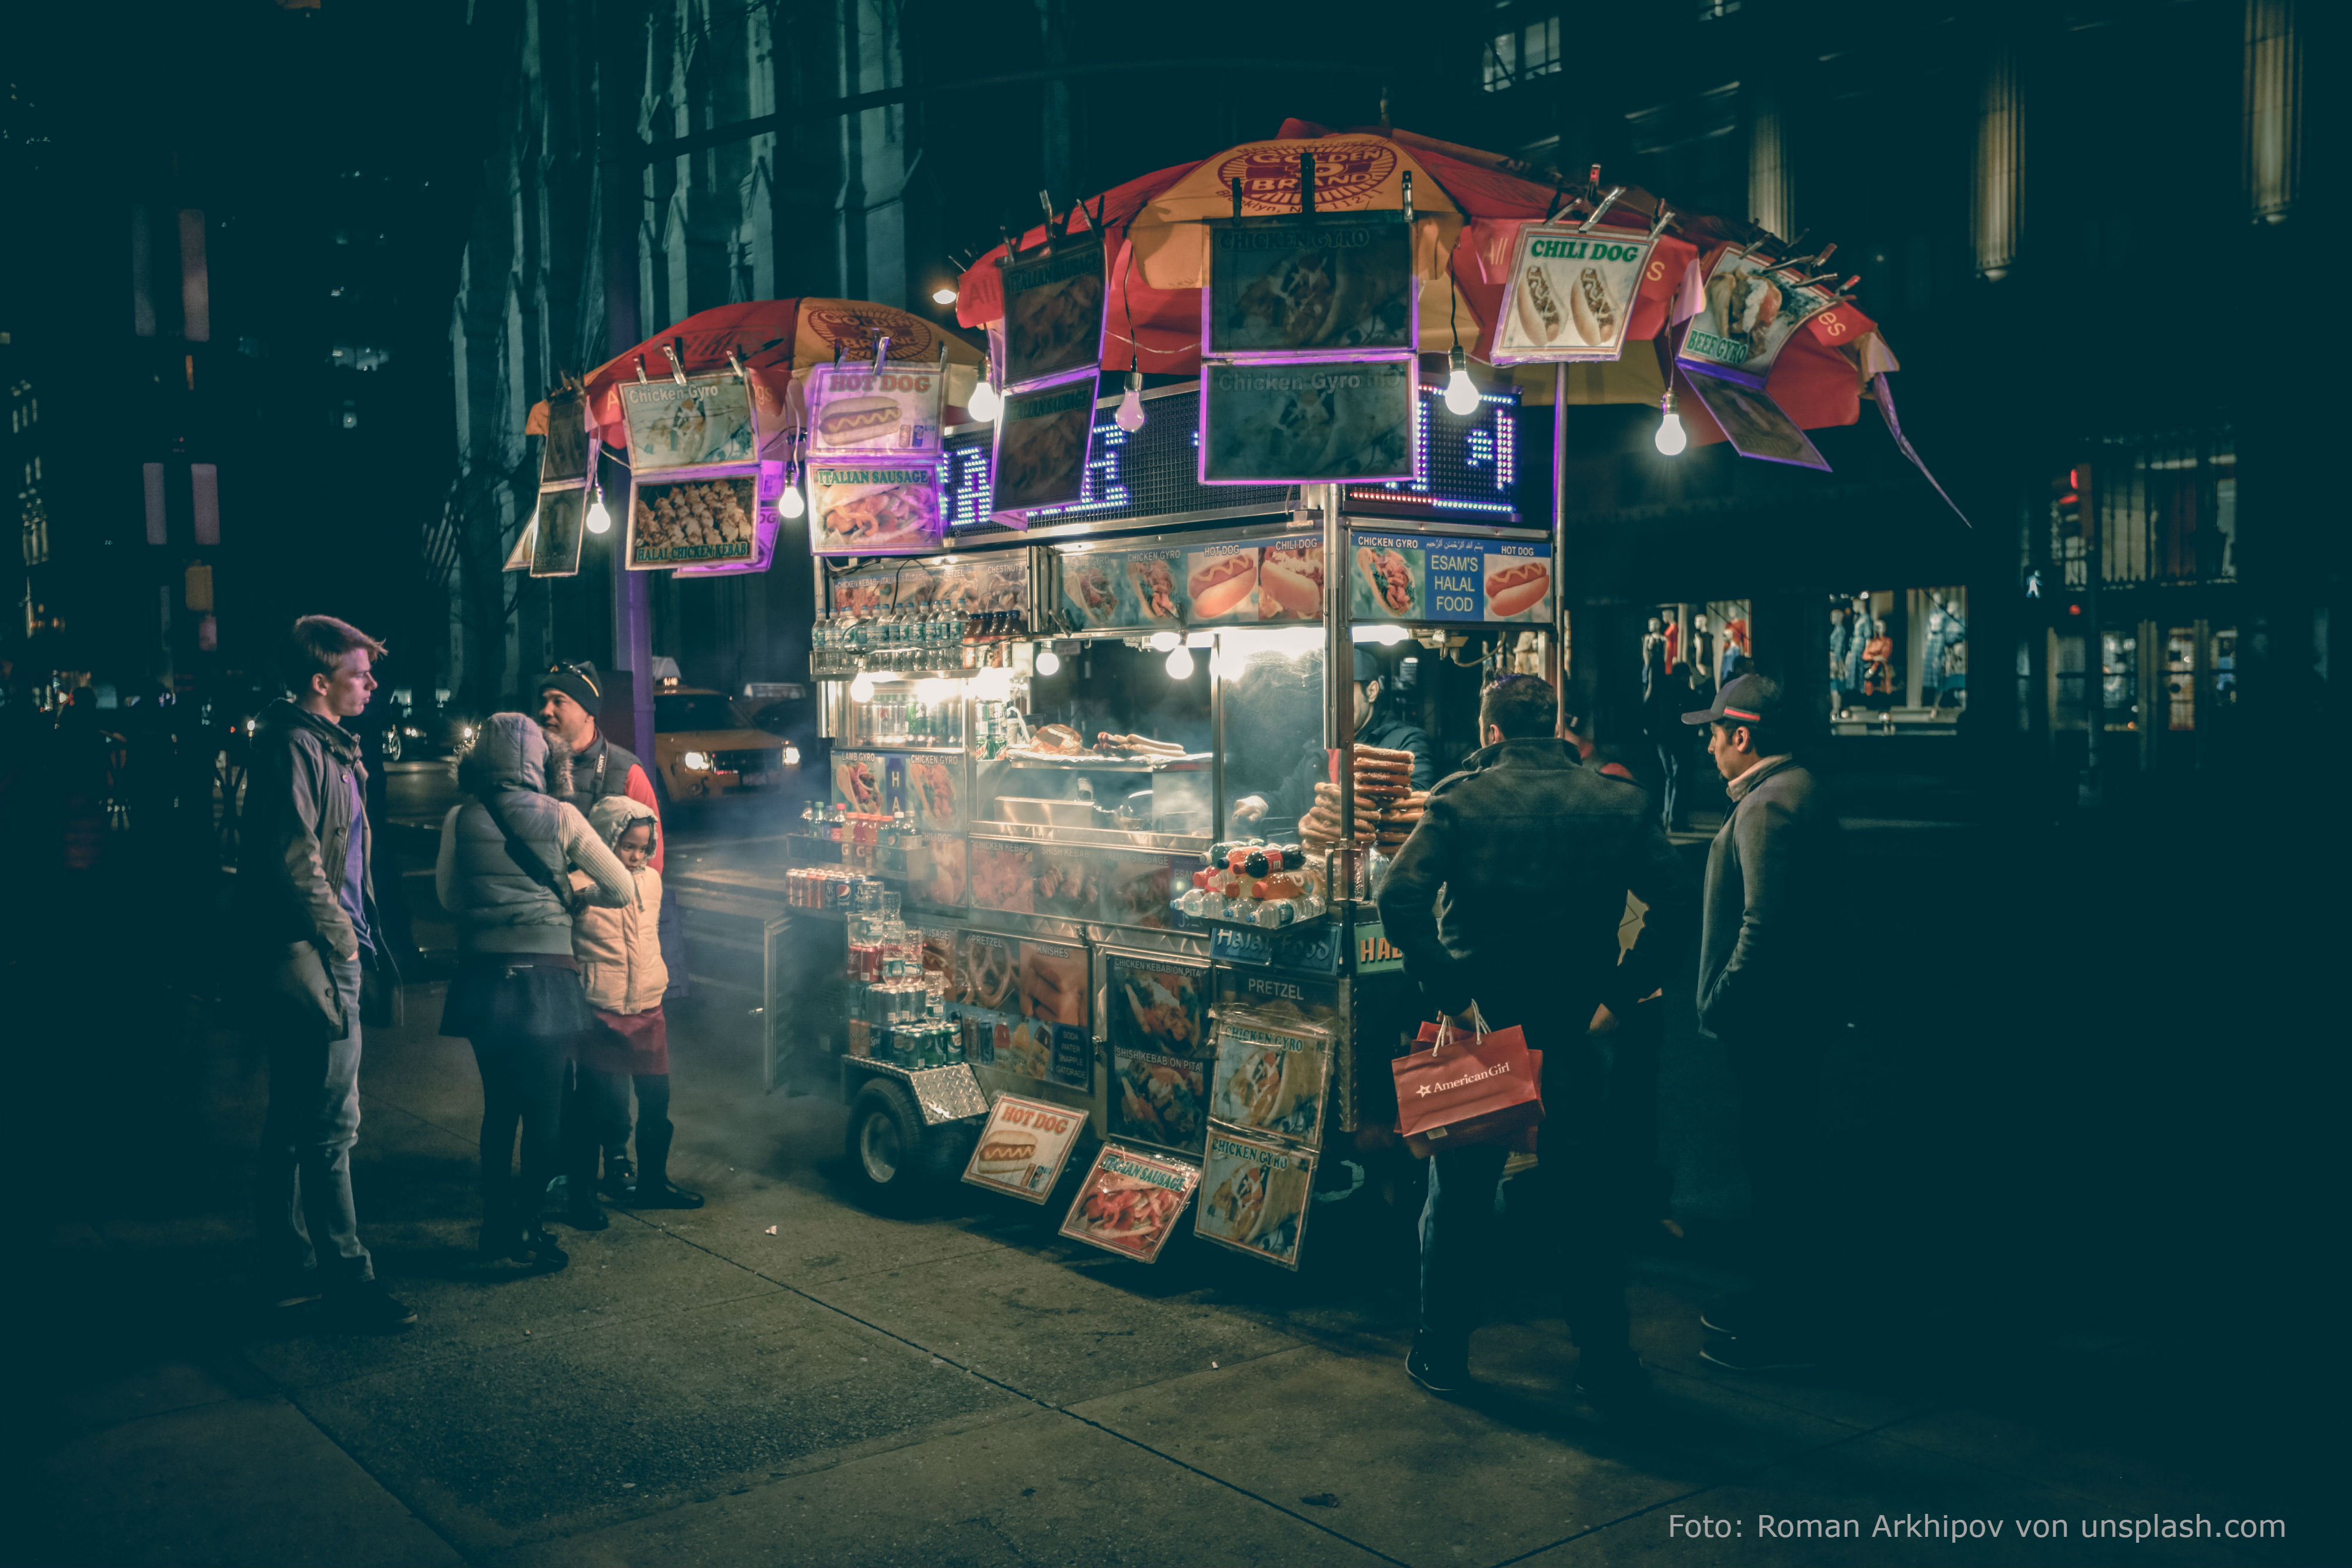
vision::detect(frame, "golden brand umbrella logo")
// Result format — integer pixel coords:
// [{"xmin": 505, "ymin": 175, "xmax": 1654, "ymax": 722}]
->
[
  {"xmin": 1214, "ymin": 141, "xmax": 1398, "ymax": 212},
  {"xmin": 805, "ymin": 305, "xmax": 935, "ymax": 357}
]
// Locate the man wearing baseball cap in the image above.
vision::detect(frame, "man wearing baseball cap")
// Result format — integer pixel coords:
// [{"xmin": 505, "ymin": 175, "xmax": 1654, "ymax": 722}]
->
[{"xmin": 1682, "ymin": 672, "xmax": 1843, "ymax": 1370}]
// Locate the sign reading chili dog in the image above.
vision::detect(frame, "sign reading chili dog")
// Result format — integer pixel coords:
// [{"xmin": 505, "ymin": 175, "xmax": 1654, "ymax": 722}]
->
[
  {"xmin": 1351, "ymin": 531, "xmax": 1553, "ymax": 624},
  {"xmin": 807, "ymin": 460, "xmax": 945, "ymax": 556},
  {"xmin": 961, "ymin": 1094, "xmax": 1085, "ymax": 1203},
  {"xmin": 1059, "ymin": 1144, "xmax": 1200, "ymax": 1263},
  {"xmin": 1491, "ymin": 224, "xmax": 1659, "ymax": 365},
  {"xmin": 806, "ymin": 362, "xmax": 945, "ymax": 459}
]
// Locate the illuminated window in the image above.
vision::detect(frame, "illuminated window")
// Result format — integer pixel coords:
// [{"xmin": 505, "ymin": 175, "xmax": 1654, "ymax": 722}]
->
[
  {"xmin": 1698, "ymin": 0, "xmax": 1740, "ymax": 15},
  {"xmin": 1484, "ymin": 16, "xmax": 1561, "ymax": 92}
]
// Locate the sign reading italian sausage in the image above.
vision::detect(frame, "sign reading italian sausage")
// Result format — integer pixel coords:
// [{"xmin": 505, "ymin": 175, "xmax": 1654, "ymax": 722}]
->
[
  {"xmin": 1349, "ymin": 531, "xmax": 1553, "ymax": 624},
  {"xmin": 806, "ymin": 362, "xmax": 946, "ymax": 459},
  {"xmin": 1491, "ymin": 225, "xmax": 1658, "ymax": 365},
  {"xmin": 1059, "ymin": 1143, "xmax": 1200, "ymax": 1263},
  {"xmin": 807, "ymin": 461, "xmax": 946, "ymax": 556}
]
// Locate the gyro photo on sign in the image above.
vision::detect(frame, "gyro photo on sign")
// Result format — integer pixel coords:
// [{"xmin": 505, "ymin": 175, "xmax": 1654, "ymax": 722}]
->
[
  {"xmin": 1200, "ymin": 359, "xmax": 1417, "ymax": 484},
  {"xmin": 1681, "ymin": 249, "xmax": 1839, "ymax": 378},
  {"xmin": 618, "ymin": 374, "xmax": 757, "ymax": 474},
  {"xmin": 1206, "ymin": 216, "xmax": 1416, "ymax": 358},
  {"xmin": 1491, "ymin": 225, "xmax": 1658, "ymax": 364},
  {"xmin": 999, "ymin": 229, "xmax": 1106, "ymax": 389}
]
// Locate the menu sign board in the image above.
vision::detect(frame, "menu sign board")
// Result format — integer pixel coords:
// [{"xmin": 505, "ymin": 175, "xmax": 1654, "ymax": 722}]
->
[
  {"xmin": 993, "ymin": 375, "xmax": 1097, "ymax": 516},
  {"xmin": 539, "ymin": 388, "xmax": 596, "ymax": 489},
  {"xmin": 619, "ymin": 375, "xmax": 757, "ymax": 474},
  {"xmin": 1174, "ymin": 540, "xmax": 1322, "ymax": 626},
  {"xmin": 1207, "ymin": 1018, "xmax": 1331, "ymax": 1150},
  {"xmin": 961, "ymin": 1094, "xmax": 1085, "ymax": 1203},
  {"xmin": 1205, "ymin": 217, "xmax": 1415, "ymax": 358},
  {"xmin": 1059, "ymin": 545, "xmax": 1187, "ymax": 631},
  {"xmin": 527, "ymin": 488, "xmax": 586, "ymax": 579},
  {"xmin": 1197, "ymin": 1130, "xmax": 1314, "ymax": 1269},
  {"xmin": 1491, "ymin": 225, "xmax": 1658, "ymax": 364},
  {"xmin": 807, "ymin": 362, "xmax": 946, "ymax": 459},
  {"xmin": 1200, "ymin": 360, "xmax": 1416, "ymax": 484},
  {"xmin": 1682, "ymin": 369, "xmax": 1830, "ymax": 472},
  {"xmin": 808, "ymin": 461, "xmax": 946, "ymax": 556},
  {"xmin": 1060, "ymin": 1144, "xmax": 1200, "ymax": 1263},
  {"xmin": 626, "ymin": 476, "xmax": 760, "ymax": 570},
  {"xmin": 1680, "ymin": 249, "xmax": 1838, "ymax": 379},
  {"xmin": 1000, "ymin": 231, "xmax": 1106, "ymax": 389},
  {"xmin": 1349, "ymin": 533, "xmax": 1553, "ymax": 624}
]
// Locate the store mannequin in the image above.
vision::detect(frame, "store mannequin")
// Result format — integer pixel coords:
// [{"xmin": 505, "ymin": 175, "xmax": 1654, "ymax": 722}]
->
[
  {"xmin": 1689, "ymin": 614, "xmax": 1714, "ymax": 694},
  {"xmin": 1661, "ymin": 609, "xmax": 1682, "ymax": 675},
  {"xmin": 1641, "ymin": 616, "xmax": 1667, "ymax": 704},
  {"xmin": 1719, "ymin": 612, "xmax": 1749, "ymax": 687},
  {"xmin": 1843, "ymin": 596, "xmax": 1874, "ymax": 701},
  {"xmin": 1828, "ymin": 604, "xmax": 1853, "ymax": 717}
]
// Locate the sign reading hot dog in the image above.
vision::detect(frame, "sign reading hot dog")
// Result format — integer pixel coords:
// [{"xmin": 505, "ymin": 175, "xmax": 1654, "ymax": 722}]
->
[
  {"xmin": 1351, "ymin": 531, "xmax": 1552, "ymax": 624},
  {"xmin": 1491, "ymin": 225, "xmax": 1659, "ymax": 365},
  {"xmin": 806, "ymin": 362, "xmax": 946, "ymax": 459},
  {"xmin": 961, "ymin": 1094, "xmax": 1085, "ymax": 1204}
]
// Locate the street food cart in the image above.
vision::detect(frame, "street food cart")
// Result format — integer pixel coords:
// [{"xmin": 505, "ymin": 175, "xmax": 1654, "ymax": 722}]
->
[{"xmin": 768, "ymin": 374, "xmax": 1556, "ymax": 1268}]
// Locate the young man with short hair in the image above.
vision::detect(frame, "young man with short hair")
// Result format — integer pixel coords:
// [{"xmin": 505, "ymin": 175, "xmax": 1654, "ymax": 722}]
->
[
  {"xmin": 1376, "ymin": 674, "xmax": 1696, "ymax": 1407},
  {"xmin": 1682, "ymin": 672, "xmax": 1842, "ymax": 1369},
  {"xmin": 239, "ymin": 615, "xmax": 414, "ymax": 1330}
]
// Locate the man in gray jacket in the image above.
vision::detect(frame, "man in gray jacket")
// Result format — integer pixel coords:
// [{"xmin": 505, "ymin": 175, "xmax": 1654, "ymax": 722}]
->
[
  {"xmin": 1683, "ymin": 673, "xmax": 1840, "ymax": 1369},
  {"xmin": 238, "ymin": 616, "xmax": 414, "ymax": 1330}
]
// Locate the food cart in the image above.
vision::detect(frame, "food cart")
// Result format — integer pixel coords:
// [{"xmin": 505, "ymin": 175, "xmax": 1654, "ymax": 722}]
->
[{"xmin": 766, "ymin": 373, "xmax": 1556, "ymax": 1267}]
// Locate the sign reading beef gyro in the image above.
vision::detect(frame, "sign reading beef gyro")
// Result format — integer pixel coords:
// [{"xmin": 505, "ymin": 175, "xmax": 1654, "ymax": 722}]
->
[
  {"xmin": 1000, "ymin": 231, "xmax": 1106, "ymax": 389},
  {"xmin": 1206, "ymin": 217, "xmax": 1415, "ymax": 358},
  {"xmin": 1200, "ymin": 360, "xmax": 1416, "ymax": 484},
  {"xmin": 1681, "ymin": 248, "xmax": 1839, "ymax": 379},
  {"xmin": 807, "ymin": 461, "xmax": 944, "ymax": 555},
  {"xmin": 992, "ymin": 376, "xmax": 1097, "ymax": 516},
  {"xmin": 1060, "ymin": 1144, "xmax": 1200, "ymax": 1263},
  {"xmin": 806, "ymin": 362, "xmax": 944, "ymax": 459},
  {"xmin": 962, "ymin": 1094, "xmax": 1085, "ymax": 1203},
  {"xmin": 1492, "ymin": 225, "xmax": 1658, "ymax": 365}
]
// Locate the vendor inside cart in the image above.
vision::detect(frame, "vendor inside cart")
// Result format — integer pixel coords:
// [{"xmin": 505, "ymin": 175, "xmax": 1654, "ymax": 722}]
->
[{"xmin": 1230, "ymin": 643, "xmax": 1437, "ymax": 834}]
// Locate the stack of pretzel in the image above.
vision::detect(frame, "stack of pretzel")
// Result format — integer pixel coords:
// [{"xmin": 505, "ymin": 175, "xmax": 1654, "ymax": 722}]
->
[{"xmin": 1299, "ymin": 744, "xmax": 1427, "ymax": 851}]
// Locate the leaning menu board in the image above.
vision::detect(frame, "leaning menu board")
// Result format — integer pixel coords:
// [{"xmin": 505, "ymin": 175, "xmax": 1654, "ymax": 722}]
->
[
  {"xmin": 1200, "ymin": 360, "xmax": 1416, "ymax": 484},
  {"xmin": 806, "ymin": 362, "xmax": 946, "ymax": 460},
  {"xmin": 1000, "ymin": 230, "xmax": 1106, "ymax": 389},
  {"xmin": 527, "ymin": 488, "xmax": 586, "ymax": 579},
  {"xmin": 1197, "ymin": 1129, "xmax": 1315, "ymax": 1269},
  {"xmin": 1349, "ymin": 533, "xmax": 1553, "ymax": 624},
  {"xmin": 619, "ymin": 375, "xmax": 758, "ymax": 475},
  {"xmin": 1207, "ymin": 1016, "xmax": 1331, "ymax": 1151},
  {"xmin": 1060, "ymin": 1144, "xmax": 1200, "ymax": 1263},
  {"xmin": 1490, "ymin": 225, "xmax": 1658, "ymax": 364},
  {"xmin": 962, "ymin": 1094, "xmax": 1085, "ymax": 1203}
]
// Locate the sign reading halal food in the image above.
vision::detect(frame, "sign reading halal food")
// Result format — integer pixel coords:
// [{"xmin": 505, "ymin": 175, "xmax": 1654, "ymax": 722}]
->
[
  {"xmin": 1350, "ymin": 532, "xmax": 1553, "ymax": 624},
  {"xmin": 807, "ymin": 461, "xmax": 945, "ymax": 556},
  {"xmin": 1200, "ymin": 360, "xmax": 1416, "ymax": 485},
  {"xmin": 1491, "ymin": 225, "xmax": 1660, "ymax": 364},
  {"xmin": 619, "ymin": 375, "xmax": 758, "ymax": 475},
  {"xmin": 1206, "ymin": 217, "xmax": 1415, "ymax": 358},
  {"xmin": 999, "ymin": 230, "xmax": 1105, "ymax": 389},
  {"xmin": 806, "ymin": 362, "xmax": 944, "ymax": 459},
  {"xmin": 1681, "ymin": 249, "xmax": 1839, "ymax": 378},
  {"xmin": 961, "ymin": 1094, "xmax": 1085, "ymax": 1204}
]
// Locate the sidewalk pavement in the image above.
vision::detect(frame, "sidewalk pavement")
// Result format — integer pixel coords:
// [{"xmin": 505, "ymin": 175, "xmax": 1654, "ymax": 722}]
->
[{"xmin": 27, "ymin": 977, "xmax": 2303, "ymax": 1568}]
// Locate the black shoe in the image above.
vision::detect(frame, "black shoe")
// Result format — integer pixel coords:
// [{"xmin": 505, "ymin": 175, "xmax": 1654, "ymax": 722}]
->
[
  {"xmin": 263, "ymin": 1271, "xmax": 326, "ymax": 1309},
  {"xmin": 1406, "ymin": 1337, "xmax": 1468, "ymax": 1394},
  {"xmin": 599, "ymin": 1155, "xmax": 636, "ymax": 1201},
  {"xmin": 514, "ymin": 1229, "xmax": 570, "ymax": 1272},
  {"xmin": 325, "ymin": 1279, "xmax": 417, "ymax": 1332},
  {"xmin": 564, "ymin": 1201, "xmax": 610, "ymax": 1231},
  {"xmin": 1700, "ymin": 1298, "xmax": 1749, "ymax": 1337},
  {"xmin": 633, "ymin": 1179, "xmax": 703, "ymax": 1209},
  {"xmin": 1700, "ymin": 1335, "xmax": 1818, "ymax": 1373},
  {"xmin": 1575, "ymin": 1352, "xmax": 1652, "ymax": 1413}
]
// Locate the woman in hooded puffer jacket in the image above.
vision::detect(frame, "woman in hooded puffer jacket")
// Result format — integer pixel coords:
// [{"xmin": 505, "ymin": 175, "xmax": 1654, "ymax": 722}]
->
[{"xmin": 436, "ymin": 713, "xmax": 634, "ymax": 1269}]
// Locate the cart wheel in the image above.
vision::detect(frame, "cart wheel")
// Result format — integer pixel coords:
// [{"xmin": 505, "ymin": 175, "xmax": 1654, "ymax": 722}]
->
[{"xmin": 845, "ymin": 1081, "xmax": 976, "ymax": 1205}]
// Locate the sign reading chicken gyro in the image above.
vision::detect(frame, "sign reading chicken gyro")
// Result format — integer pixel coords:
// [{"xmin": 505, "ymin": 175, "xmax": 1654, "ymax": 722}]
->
[
  {"xmin": 1349, "ymin": 531, "xmax": 1554, "ymax": 624},
  {"xmin": 1200, "ymin": 360, "xmax": 1416, "ymax": 484},
  {"xmin": 1060, "ymin": 1143, "xmax": 1200, "ymax": 1263},
  {"xmin": 619, "ymin": 375, "xmax": 759, "ymax": 474},
  {"xmin": 1197, "ymin": 1129, "xmax": 1315, "ymax": 1269},
  {"xmin": 961, "ymin": 1094, "xmax": 1085, "ymax": 1203},
  {"xmin": 1491, "ymin": 225, "xmax": 1659, "ymax": 364},
  {"xmin": 1208, "ymin": 1017, "xmax": 1331, "ymax": 1149},
  {"xmin": 807, "ymin": 460, "xmax": 946, "ymax": 556}
]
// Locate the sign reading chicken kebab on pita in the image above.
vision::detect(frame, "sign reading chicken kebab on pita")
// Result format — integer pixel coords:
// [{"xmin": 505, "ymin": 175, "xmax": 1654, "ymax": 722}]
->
[
  {"xmin": 999, "ymin": 230, "xmax": 1105, "ymax": 389},
  {"xmin": 807, "ymin": 460, "xmax": 944, "ymax": 556},
  {"xmin": 1679, "ymin": 248, "xmax": 1840, "ymax": 378},
  {"xmin": 1491, "ymin": 225, "xmax": 1660, "ymax": 365},
  {"xmin": 1060, "ymin": 1143, "xmax": 1200, "ymax": 1263}
]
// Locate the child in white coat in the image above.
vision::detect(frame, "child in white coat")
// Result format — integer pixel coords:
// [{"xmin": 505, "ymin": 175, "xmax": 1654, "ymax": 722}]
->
[{"xmin": 561, "ymin": 797, "xmax": 703, "ymax": 1228}]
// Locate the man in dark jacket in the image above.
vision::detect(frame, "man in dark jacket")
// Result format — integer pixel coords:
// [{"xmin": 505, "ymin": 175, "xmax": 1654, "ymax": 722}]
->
[
  {"xmin": 238, "ymin": 616, "xmax": 413, "ymax": 1331},
  {"xmin": 1682, "ymin": 673, "xmax": 1840, "ymax": 1369},
  {"xmin": 537, "ymin": 660, "xmax": 681, "ymax": 1198},
  {"xmin": 1376, "ymin": 674, "xmax": 1696, "ymax": 1405}
]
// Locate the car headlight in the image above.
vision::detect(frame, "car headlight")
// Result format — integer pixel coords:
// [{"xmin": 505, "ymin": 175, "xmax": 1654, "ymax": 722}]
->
[
  {"xmin": 402, "ymin": 726, "xmax": 423, "ymax": 737},
  {"xmin": 682, "ymin": 750, "xmax": 711, "ymax": 770},
  {"xmin": 781, "ymin": 744, "xmax": 800, "ymax": 767}
]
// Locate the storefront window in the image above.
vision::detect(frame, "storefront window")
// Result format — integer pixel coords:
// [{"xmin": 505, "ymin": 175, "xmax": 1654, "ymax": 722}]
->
[
  {"xmin": 2101, "ymin": 628, "xmax": 2138, "ymax": 730},
  {"xmin": 1830, "ymin": 587, "xmax": 1966, "ymax": 733}
]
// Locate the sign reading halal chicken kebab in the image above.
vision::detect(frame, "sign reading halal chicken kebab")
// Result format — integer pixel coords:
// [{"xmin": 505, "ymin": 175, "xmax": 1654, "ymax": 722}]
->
[
  {"xmin": 620, "ymin": 373, "xmax": 767, "ymax": 570},
  {"xmin": 1491, "ymin": 224, "xmax": 1660, "ymax": 364}
]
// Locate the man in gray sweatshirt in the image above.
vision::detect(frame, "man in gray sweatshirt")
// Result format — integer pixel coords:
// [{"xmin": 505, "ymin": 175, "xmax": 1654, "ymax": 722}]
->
[{"xmin": 1683, "ymin": 674, "xmax": 1842, "ymax": 1369}]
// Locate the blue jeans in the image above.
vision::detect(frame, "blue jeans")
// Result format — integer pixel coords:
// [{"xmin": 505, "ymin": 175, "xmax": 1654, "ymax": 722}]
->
[{"xmin": 256, "ymin": 955, "xmax": 372, "ymax": 1283}]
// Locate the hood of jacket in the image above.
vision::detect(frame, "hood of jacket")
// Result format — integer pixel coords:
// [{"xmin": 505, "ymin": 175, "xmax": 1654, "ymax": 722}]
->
[
  {"xmin": 254, "ymin": 697, "xmax": 362, "ymax": 764},
  {"xmin": 1435, "ymin": 735, "xmax": 1582, "ymax": 790},
  {"xmin": 586, "ymin": 792, "xmax": 659, "ymax": 857},
  {"xmin": 458, "ymin": 712, "xmax": 547, "ymax": 797}
]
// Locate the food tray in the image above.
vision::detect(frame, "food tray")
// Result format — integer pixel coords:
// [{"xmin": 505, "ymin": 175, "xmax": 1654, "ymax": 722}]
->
[{"xmin": 994, "ymin": 751, "xmax": 1211, "ymax": 772}]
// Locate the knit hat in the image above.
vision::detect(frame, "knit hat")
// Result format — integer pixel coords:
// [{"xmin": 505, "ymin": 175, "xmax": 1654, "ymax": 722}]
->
[{"xmin": 540, "ymin": 659, "xmax": 603, "ymax": 716}]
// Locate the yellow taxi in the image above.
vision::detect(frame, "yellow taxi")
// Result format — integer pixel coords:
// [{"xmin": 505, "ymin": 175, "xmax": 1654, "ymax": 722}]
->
[{"xmin": 652, "ymin": 686, "xmax": 790, "ymax": 801}]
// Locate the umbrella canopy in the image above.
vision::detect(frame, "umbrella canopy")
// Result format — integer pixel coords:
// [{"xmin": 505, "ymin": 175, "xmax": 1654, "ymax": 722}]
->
[
  {"xmin": 956, "ymin": 121, "xmax": 1889, "ymax": 446},
  {"xmin": 525, "ymin": 298, "xmax": 985, "ymax": 452}
]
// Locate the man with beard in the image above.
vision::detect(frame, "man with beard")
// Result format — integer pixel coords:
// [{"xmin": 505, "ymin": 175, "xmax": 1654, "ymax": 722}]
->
[{"xmin": 536, "ymin": 661, "xmax": 683, "ymax": 1202}]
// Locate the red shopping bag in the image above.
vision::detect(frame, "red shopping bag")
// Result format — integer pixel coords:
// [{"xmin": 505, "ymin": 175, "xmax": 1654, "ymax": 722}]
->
[{"xmin": 1392, "ymin": 1011, "xmax": 1544, "ymax": 1158}]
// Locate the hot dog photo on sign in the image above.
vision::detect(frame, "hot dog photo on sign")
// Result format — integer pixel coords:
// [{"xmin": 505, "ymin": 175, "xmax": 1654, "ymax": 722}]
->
[
  {"xmin": 1184, "ymin": 543, "xmax": 1261, "ymax": 622},
  {"xmin": 1484, "ymin": 549, "xmax": 1553, "ymax": 621},
  {"xmin": 1491, "ymin": 226, "xmax": 1658, "ymax": 365},
  {"xmin": 806, "ymin": 363, "xmax": 944, "ymax": 458}
]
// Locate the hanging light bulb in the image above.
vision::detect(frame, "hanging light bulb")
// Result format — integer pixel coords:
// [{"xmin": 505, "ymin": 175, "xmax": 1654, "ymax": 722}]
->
[
  {"xmin": 931, "ymin": 286, "xmax": 958, "ymax": 306},
  {"xmin": 1164, "ymin": 646, "xmax": 1195, "ymax": 680},
  {"xmin": 1443, "ymin": 346, "xmax": 1481, "ymax": 416},
  {"xmin": 849, "ymin": 671, "xmax": 877, "ymax": 703},
  {"xmin": 778, "ymin": 467, "xmax": 806, "ymax": 519},
  {"xmin": 966, "ymin": 376, "xmax": 1000, "ymax": 423},
  {"xmin": 1034, "ymin": 646, "xmax": 1061, "ymax": 677},
  {"xmin": 1147, "ymin": 630, "xmax": 1181, "ymax": 653},
  {"xmin": 1115, "ymin": 365, "xmax": 1145, "ymax": 432},
  {"xmin": 1653, "ymin": 390, "xmax": 1688, "ymax": 456},
  {"xmin": 584, "ymin": 487, "xmax": 612, "ymax": 534}
]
